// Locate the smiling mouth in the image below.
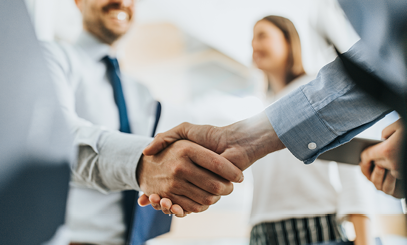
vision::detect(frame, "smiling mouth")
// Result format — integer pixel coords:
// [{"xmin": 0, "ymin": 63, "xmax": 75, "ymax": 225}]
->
[{"xmin": 107, "ymin": 10, "xmax": 129, "ymax": 21}]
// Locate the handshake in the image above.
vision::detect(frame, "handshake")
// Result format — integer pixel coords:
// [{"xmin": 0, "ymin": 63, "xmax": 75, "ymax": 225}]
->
[
  {"xmin": 135, "ymin": 112, "xmax": 405, "ymax": 217},
  {"xmin": 135, "ymin": 112, "xmax": 285, "ymax": 217}
]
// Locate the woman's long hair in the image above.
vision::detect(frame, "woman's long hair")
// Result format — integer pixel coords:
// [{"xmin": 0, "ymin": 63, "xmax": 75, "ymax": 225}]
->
[{"xmin": 261, "ymin": 15, "xmax": 305, "ymax": 85}]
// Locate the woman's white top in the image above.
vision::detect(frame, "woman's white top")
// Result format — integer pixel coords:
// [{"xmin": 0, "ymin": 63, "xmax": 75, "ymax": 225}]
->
[{"xmin": 249, "ymin": 74, "xmax": 374, "ymax": 226}]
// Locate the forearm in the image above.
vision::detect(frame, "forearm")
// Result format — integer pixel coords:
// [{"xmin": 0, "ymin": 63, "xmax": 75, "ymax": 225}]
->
[
  {"xmin": 349, "ymin": 214, "xmax": 374, "ymax": 245},
  {"xmin": 71, "ymin": 125, "xmax": 152, "ymax": 193}
]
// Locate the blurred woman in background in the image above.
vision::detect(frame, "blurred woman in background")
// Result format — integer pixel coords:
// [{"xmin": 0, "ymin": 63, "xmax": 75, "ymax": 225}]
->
[{"xmin": 250, "ymin": 15, "xmax": 374, "ymax": 245}]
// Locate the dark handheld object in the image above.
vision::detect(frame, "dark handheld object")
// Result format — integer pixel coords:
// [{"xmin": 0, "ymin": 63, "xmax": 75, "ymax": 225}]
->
[{"xmin": 318, "ymin": 138, "xmax": 382, "ymax": 165}]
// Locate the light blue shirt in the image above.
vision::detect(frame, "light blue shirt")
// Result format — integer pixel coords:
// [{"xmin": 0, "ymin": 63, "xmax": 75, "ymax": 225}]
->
[{"xmin": 266, "ymin": 42, "xmax": 391, "ymax": 164}]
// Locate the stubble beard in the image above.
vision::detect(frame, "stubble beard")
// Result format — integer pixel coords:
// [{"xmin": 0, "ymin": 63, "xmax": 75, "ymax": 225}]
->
[{"xmin": 84, "ymin": 17, "xmax": 124, "ymax": 45}]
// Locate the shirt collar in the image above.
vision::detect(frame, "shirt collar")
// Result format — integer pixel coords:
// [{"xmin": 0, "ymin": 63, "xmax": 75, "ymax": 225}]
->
[{"xmin": 76, "ymin": 31, "xmax": 114, "ymax": 61}]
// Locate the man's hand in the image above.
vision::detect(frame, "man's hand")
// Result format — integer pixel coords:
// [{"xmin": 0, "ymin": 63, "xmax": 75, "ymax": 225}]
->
[
  {"xmin": 136, "ymin": 140, "xmax": 244, "ymax": 213},
  {"xmin": 360, "ymin": 119, "xmax": 404, "ymax": 198},
  {"xmin": 144, "ymin": 112, "xmax": 284, "ymax": 171},
  {"xmin": 139, "ymin": 112, "xmax": 285, "ymax": 215}
]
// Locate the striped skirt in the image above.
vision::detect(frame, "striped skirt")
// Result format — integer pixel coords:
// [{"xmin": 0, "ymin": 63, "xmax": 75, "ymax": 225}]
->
[{"xmin": 250, "ymin": 214, "xmax": 348, "ymax": 245}]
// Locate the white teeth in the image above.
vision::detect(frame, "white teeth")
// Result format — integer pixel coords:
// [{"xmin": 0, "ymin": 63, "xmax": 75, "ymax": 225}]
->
[
  {"xmin": 108, "ymin": 10, "xmax": 128, "ymax": 21},
  {"xmin": 117, "ymin": 12, "xmax": 127, "ymax": 21}
]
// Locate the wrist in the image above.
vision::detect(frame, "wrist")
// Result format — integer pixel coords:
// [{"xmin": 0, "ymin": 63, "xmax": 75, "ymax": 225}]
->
[
  {"xmin": 228, "ymin": 111, "xmax": 285, "ymax": 163},
  {"xmin": 136, "ymin": 154, "xmax": 147, "ymax": 191}
]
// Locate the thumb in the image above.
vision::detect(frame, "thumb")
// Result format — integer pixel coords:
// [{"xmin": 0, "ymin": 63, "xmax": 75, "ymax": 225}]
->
[{"xmin": 143, "ymin": 123, "xmax": 192, "ymax": 155}]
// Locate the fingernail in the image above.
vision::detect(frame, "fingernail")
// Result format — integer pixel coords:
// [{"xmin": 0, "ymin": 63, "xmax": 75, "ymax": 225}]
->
[{"xmin": 239, "ymin": 175, "xmax": 244, "ymax": 183}]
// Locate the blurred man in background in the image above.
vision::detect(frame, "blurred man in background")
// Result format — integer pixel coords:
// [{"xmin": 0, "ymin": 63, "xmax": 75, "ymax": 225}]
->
[
  {"xmin": 42, "ymin": 0, "xmax": 243, "ymax": 244},
  {"xmin": 44, "ymin": 0, "xmax": 172, "ymax": 244}
]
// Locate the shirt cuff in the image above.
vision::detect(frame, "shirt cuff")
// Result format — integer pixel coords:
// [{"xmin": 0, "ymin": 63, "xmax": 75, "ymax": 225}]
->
[
  {"xmin": 265, "ymin": 88, "xmax": 386, "ymax": 164},
  {"xmin": 97, "ymin": 131, "xmax": 153, "ymax": 191},
  {"xmin": 266, "ymin": 88, "xmax": 337, "ymax": 163}
]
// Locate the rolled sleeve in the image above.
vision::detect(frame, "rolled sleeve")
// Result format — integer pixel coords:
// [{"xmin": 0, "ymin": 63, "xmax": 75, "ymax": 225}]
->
[
  {"xmin": 97, "ymin": 132, "xmax": 152, "ymax": 192},
  {"xmin": 266, "ymin": 42, "xmax": 390, "ymax": 164},
  {"xmin": 73, "ymin": 130, "xmax": 153, "ymax": 193}
]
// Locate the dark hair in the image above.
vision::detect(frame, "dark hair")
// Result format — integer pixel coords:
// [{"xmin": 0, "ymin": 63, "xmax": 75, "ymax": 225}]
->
[{"xmin": 261, "ymin": 15, "xmax": 305, "ymax": 85}]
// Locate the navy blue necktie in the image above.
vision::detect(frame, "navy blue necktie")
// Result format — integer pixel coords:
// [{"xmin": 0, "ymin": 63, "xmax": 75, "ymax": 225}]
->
[{"xmin": 102, "ymin": 56, "xmax": 171, "ymax": 245}]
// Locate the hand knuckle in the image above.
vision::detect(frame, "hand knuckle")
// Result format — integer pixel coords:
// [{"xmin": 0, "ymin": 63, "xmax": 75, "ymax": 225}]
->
[
  {"xmin": 168, "ymin": 180, "xmax": 180, "ymax": 191},
  {"xmin": 210, "ymin": 158, "xmax": 222, "ymax": 172},
  {"xmin": 382, "ymin": 146, "xmax": 392, "ymax": 158},
  {"xmin": 209, "ymin": 181, "xmax": 223, "ymax": 195},
  {"xmin": 171, "ymin": 163, "xmax": 184, "ymax": 176},
  {"xmin": 175, "ymin": 144, "xmax": 189, "ymax": 155},
  {"xmin": 202, "ymin": 195, "xmax": 216, "ymax": 205},
  {"xmin": 180, "ymin": 122, "xmax": 191, "ymax": 128}
]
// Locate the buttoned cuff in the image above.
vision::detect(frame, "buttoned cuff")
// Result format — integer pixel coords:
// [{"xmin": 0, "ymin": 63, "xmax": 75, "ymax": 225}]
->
[
  {"xmin": 266, "ymin": 88, "xmax": 338, "ymax": 163},
  {"xmin": 265, "ymin": 87, "xmax": 386, "ymax": 164},
  {"xmin": 97, "ymin": 131, "xmax": 153, "ymax": 191}
]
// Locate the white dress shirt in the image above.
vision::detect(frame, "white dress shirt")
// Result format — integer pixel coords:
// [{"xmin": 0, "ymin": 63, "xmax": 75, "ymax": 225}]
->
[
  {"xmin": 250, "ymin": 74, "xmax": 374, "ymax": 226},
  {"xmin": 42, "ymin": 32, "xmax": 158, "ymax": 244}
]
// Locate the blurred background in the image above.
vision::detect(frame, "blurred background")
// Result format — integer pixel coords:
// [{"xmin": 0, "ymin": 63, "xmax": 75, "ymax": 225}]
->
[{"xmin": 24, "ymin": 0, "xmax": 406, "ymax": 244}]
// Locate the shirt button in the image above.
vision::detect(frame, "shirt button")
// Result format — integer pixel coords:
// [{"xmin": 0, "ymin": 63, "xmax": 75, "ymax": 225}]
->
[{"xmin": 308, "ymin": 142, "xmax": 317, "ymax": 150}]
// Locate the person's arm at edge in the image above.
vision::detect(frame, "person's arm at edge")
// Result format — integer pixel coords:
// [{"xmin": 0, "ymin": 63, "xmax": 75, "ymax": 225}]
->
[{"xmin": 349, "ymin": 214, "xmax": 375, "ymax": 245}]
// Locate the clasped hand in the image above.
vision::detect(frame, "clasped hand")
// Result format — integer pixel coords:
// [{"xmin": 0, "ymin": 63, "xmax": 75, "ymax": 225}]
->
[
  {"xmin": 137, "ymin": 112, "xmax": 284, "ymax": 217},
  {"xmin": 137, "ymin": 116, "xmax": 406, "ymax": 217},
  {"xmin": 360, "ymin": 119, "xmax": 404, "ymax": 198}
]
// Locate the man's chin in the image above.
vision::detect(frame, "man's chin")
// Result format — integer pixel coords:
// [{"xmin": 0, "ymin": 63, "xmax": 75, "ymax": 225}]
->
[{"xmin": 105, "ymin": 20, "xmax": 130, "ymax": 35}]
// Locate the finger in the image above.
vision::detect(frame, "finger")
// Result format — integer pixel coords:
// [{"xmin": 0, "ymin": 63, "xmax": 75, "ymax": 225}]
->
[
  {"xmin": 360, "ymin": 143, "xmax": 387, "ymax": 169},
  {"xmin": 185, "ymin": 163, "xmax": 234, "ymax": 196},
  {"xmin": 149, "ymin": 194, "xmax": 162, "ymax": 210},
  {"xmin": 171, "ymin": 179, "xmax": 221, "ymax": 206},
  {"xmin": 144, "ymin": 123, "xmax": 193, "ymax": 156},
  {"xmin": 168, "ymin": 194, "xmax": 210, "ymax": 213},
  {"xmin": 382, "ymin": 119, "xmax": 401, "ymax": 139},
  {"xmin": 186, "ymin": 141, "xmax": 244, "ymax": 183},
  {"xmin": 170, "ymin": 204, "xmax": 185, "ymax": 216},
  {"xmin": 360, "ymin": 160, "xmax": 373, "ymax": 180},
  {"xmin": 175, "ymin": 213, "xmax": 188, "ymax": 218},
  {"xmin": 382, "ymin": 172, "xmax": 397, "ymax": 196},
  {"xmin": 390, "ymin": 169, "xmax": 402, "ymax": 179},
  {"xmin": 138, "ymin": 194, "xmax": 151, "ymax": 207},
  {"xmin": 371, "ymin": 166, "xmax": 386, "ymax": 190},
  {"xmin": 160, "ymin": 198, "xmax": 173, "ymax": 215}
]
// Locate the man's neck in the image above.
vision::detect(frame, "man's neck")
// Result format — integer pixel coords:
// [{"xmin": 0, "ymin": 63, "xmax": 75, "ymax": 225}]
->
[{"xmin": 84, "ymin": 26, "xmax": 118, "ymax": 47}]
